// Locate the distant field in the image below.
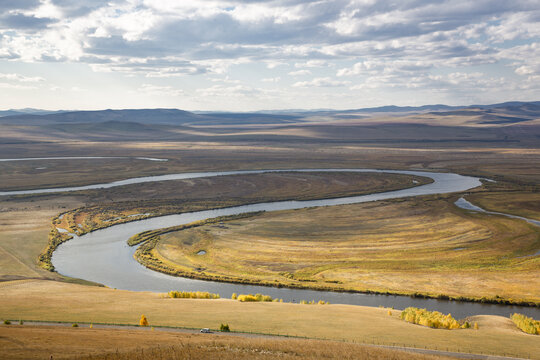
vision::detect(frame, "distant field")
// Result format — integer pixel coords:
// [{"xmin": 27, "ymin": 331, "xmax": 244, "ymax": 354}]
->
[
  {"xmin": 0, "ymin": 280, "xmax": 538, "ymax": 359},
  {"xmin": 146, "ymin": 196, "xmax": 540, "ymax": 303}
]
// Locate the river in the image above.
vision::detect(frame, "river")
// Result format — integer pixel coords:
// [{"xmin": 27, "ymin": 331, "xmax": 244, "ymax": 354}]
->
[{"xmin": 31, "ymin": 168, "xmax": 536, "ymax": 319}]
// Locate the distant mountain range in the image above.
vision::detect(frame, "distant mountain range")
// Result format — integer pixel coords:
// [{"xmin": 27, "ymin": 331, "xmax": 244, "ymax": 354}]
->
[{"xmin": 0, "ymin": 101, "xmax": 538, "ymax": 126}]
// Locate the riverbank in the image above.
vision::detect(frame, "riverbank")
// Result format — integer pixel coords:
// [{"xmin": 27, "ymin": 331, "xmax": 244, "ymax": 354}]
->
[
  {"xmin": 37, "ymin": 171, "xmax": 430, "ymax": 271},
  {"xmin": 135, "ymin": 195, "xmax": 540, "ymax": 307},
  {"xmin": 0, "ymin": 279, "xmax": 537, "ymax": 359}
]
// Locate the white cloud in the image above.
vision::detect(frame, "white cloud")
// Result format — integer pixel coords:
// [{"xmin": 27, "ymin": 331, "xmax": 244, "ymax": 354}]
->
[
  {"xmin": 288, "ymin": 69, "xmax": 311, "ymax": 76},
  {"xmin": 294, "ymin": 60, "xmax": 331, "ymax": 68},
  {"xmin": 136, "ymin": 83, "xmax": 184, "ymax": 97},
  {"xmin": 261, "ymin": 77, "xmax": 280, "ymax": 83},
  {"xmin": 0, "ymin": 82, "xmax": 37, "ymax": 90},
  {"xmin": 293, "ymin": 77, "xmax": 350, "ymax": 88},
  {"xmin": 0, "ymin": 73, "xmax": 44, "ymax": 82}
]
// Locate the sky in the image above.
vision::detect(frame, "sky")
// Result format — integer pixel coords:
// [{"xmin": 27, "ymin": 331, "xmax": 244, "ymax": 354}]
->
[{"xmin": 0, "ymin": 0, "xmax": 539, "ymax": 111}]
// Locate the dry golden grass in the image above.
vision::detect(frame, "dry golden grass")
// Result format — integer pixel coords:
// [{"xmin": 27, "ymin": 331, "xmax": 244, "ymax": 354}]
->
[
  {"xmin": 0, "ymin": 280, "xmax": 538, "ymax": 359},
  {"xmin": 0, "ymin": 325, "xmax": 457, "ymax": 360},
  {"xmin": 151, "ymin": 196, "xmax": 540, "ymax": 303}
]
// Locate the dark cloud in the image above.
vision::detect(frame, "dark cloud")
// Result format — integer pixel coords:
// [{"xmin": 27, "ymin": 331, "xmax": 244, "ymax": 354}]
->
[
  {"xmin": 0, "ymin": 14, "xmax": 55, "ymax": 30},
  {"xmin": 0, "ymin": 0, "xmax": 40, "ymax": 11},
  {"xmin": 50, "ymin": 0, "xmax": 114, "ymax": 17}
]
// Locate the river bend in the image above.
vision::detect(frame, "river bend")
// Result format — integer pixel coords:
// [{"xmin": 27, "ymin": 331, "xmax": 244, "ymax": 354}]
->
[{"xmin": 40, "ymin": 168, "xmax": 536, "ymax": 318}]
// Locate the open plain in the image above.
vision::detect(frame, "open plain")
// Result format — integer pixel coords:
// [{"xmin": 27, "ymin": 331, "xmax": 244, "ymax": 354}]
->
[{"xmin": 1, "ymin": 105, "xmax": 539, "ymax": 359}]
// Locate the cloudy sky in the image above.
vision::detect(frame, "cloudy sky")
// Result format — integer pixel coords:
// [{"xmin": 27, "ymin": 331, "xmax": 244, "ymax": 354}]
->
[{"xmin": 0, "ymin": 0, "xmax": 539, "ymax": 111}]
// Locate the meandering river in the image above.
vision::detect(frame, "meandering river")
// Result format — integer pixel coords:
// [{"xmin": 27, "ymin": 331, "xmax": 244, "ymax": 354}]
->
[{"xmin": 20, "ymin": 168, "xmax": 532, "ymax": 319}]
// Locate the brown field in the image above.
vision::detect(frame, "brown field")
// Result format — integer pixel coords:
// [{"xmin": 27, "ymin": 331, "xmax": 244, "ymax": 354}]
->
[
  {"xmin": 0, "ymin": 326, "xmax": 456, "ymax": 360},
  {"xmin": 0, "ymin": 280, "xmax": 538, "ymax": 359},
  {"xmin": 143, "ymin": 195, "xmax": 540, "ymax": 303}
]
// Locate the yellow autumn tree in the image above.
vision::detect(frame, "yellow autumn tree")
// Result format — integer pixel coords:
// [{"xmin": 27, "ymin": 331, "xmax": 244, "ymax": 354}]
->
[{"xmin": 140, "ymin": 314, "xmax": 149, "ymax": 327}]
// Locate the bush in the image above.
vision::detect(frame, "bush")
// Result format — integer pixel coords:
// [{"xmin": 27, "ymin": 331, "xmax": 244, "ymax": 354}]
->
[
  {"xmin": 3, "ymin": 320, "xmax": 11, "ymax": 325},
  {"xmin": 237, "ymin": 293, "xmax": 273, "ymax": 302},
  {"xmin": 19, "ymin": 320, "xmax": 23, "ymax": 325},
  {"xmin": 140, "ymin": 315, "xmax": 149, "ymax": 327},
  {"xmin": 72, "ymin": 323, "xmax": 78, "ymax": 327},
  {"xmin": 220, "ymin": 323, "xmax": 230, "ymax": 332},
  {"xmin": 299, "ymin": 299, "xmax": 328, "ymax": 305},
  {"xmin": 400, "ymin": 307, "xmax": 460, "ymax": 329},
  {"xmin": 168, "ymin": 291, "xmax": 220, "ymax": 299},
  {"xmin": 511, "ymin": 313, "xmax": 539, "ymax": 335},
  {"xmin": 231, "ymin": 293, "xmax": 237, "ymax": 300}
]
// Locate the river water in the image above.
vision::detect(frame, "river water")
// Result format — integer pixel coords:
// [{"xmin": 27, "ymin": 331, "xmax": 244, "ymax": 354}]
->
[{"xmin": 39, "ymin": 168, "xmax": 538, "ymax": 318}]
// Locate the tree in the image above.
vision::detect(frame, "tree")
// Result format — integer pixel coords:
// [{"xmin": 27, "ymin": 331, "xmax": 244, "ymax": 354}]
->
[{"xmin": 140, "ymin": 314, "xmax": 149, "ymax": 327}]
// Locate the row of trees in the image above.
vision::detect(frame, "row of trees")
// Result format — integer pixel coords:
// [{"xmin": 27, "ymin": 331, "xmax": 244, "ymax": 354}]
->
[{"xmin": 168, "ymin": 291, "xmax": 220, "ymax": 299}]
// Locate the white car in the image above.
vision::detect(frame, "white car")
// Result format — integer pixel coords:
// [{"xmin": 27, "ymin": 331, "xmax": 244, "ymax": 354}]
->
[{"xmin": 200, "ymin": 328, "xmax": 211, "ymax": 333}]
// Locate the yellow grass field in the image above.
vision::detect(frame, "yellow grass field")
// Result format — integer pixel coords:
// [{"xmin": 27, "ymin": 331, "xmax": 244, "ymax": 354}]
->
[
  {"xmin": 145, "ymin": 196, "xmax": 540, "ymax": 303},
  {"xmin": 0, "ymin": 280, "xmax": 538, "ymax": 359},
  {"xmin": 0, "ymin": 325, "xmax": 457, "ymax": 360}
]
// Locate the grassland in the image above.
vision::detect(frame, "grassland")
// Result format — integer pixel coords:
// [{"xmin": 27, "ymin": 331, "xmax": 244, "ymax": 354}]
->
[
  {"xmin": 1, "ymin": 280, "xmax": 538, "ymax": 359},
  {"xmin": 142, "ymin": 195, "xmax": 540, "ymax": 304},
  {"xmin": 1, "ymin": 111, "xmax": 540, "ymax": 358},
  {"xmin": 0, "ymin": 325, "xmax": 456, "ymax": 360}
]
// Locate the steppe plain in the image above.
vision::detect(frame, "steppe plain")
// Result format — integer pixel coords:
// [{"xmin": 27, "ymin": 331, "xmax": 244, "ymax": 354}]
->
[{"xmin": 1, "ymin": 104, "xmax": 539, "ymax": 359}]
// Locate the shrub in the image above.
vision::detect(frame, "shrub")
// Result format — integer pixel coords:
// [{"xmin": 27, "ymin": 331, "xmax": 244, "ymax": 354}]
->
[
  {"xmin": 388, "ymin": 310, "xmax": 392, "ymax": 316},
  {"xmin": 19, "ymin": 320, "xmax": 23, "ymax": 325},
  {"xmin": 72, "ymin": 323, "xmax": 78, "ymax": 327},
  {"xmin": 461, "ymin": 321, "xmax": 470, "ymax": 329},
  {"xmin": 474, "ymin": 322, "xmax": 479, "ymax": 330},
  {"xmin": 400, "ymin": 307, "xmax": 460, "ymax": 329},
  {"xmin": 168, "ymin": 291, "xmax": 220, "ymax": 299},
  {"xmin": 299, "ymin": 299, "xmax": 328, "ymax": 305},
  {"xmin": 511, "ymin": 313, "xmax": 539, "ymax": 335},
  {"xmin": 237, "ymin": 293, "xmax": 273, "ymax": 302},
  {"xmin": 3, "ymin": 320, "xmax": 11, "ymax": 325},
  {"xmin": 220, "ymin": 323, "xmax": 230, "ymax": 332},
  {"xmin": 140, "ymin": 315, "xmax": 149, "ymax": 327},
  {"xmin": 231, "ymin": 293, "xmax": 237, "ymax": 300}
]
